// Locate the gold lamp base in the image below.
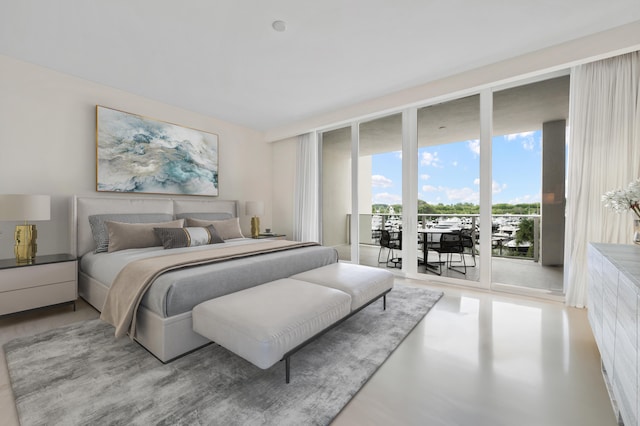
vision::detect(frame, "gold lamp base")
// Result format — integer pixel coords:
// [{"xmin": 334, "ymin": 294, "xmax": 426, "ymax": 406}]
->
[
  {"xmin": 250, "ymin": 216, "xmax": 260, "ymax": 238},
  {"xmin": 15, "ymin": 224, "xmax": 38, "ymax": 264}
]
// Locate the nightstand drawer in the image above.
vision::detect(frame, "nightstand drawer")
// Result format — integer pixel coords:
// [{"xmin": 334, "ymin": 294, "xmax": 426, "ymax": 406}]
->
[
  {"xmin": 0, "ymin": 280, "xmax": 77, "ymax": 315},
  {"xmin": 0, "ymin": 261, "xmax": 77, "ymax": 292}
]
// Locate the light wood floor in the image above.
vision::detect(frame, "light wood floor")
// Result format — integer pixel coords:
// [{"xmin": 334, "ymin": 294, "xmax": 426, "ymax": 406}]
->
[{"xmin": 1, "ymin": 280, "xmax": 615, "ymax": 426}]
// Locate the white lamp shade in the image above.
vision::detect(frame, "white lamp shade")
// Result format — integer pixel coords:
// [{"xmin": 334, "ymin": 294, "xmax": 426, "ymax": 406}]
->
[
  {"xmin": 245, "ymin": 201, "xmax": 264, "ymax": 217},
  {"xmin": 0, "ymin": 194, "xmax": 51, "ymax": 221}
]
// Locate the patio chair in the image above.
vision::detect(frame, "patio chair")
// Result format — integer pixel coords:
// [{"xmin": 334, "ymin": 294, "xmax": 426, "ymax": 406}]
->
[
  {"xmin": 429, "ymin": 231, "xmax": 466, "ymax": 275},
  {"xmin": 460, "ymin": 228, "xmax": 476, "ymax": 267},
  {"xmin": 378, "ymin": 230, "xmax": 402, "ymax": 268}
]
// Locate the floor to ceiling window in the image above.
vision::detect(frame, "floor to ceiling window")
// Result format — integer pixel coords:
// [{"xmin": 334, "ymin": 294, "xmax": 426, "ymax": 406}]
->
[
  {"xmin": 318, "ymin": 72, "xmax": 569, "ymax": 297},
  {"xmin": 417, "ymin": 95, "xmax": 480, "ymax": 282},
  {"xmin": 490, "ymin": 76, "xmax": 568, "ymax": 294},
  {"xmin": 358, "ymin": 113, "xmax": 403, "ymax": 268}
]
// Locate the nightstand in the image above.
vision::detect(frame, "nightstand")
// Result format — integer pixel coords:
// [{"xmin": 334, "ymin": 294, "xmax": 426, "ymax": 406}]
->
[
  {"xmin": 254, "ymin": 234, "xmax": 287, "ymax": 240},
  {"xmin": 0, "ymin": 253, "xmax": 78, "ymax": 316}
]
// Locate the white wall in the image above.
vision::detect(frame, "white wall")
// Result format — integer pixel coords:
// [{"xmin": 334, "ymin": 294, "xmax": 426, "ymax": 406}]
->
[
  {"xmin": 0, "ymin": 55, "xmax": 271, "ymax": 259},
  {"xmin": 271, "ymin": 136, "xmax": 297, "ymax": 238}
]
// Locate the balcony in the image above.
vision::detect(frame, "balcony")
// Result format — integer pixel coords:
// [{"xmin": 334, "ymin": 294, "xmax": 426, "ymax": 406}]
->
[{"xmin": 340, "ymin": 213, "xmax": 563, "ymax": 294}]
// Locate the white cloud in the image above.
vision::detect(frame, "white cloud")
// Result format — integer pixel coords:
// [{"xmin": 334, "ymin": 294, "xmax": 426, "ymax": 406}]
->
[
  {"xmin": 422, "ymin": 185, "xmax": 441, "ymax": 192},
  {"xmin": 471, "ymin": 179, "xmax": 506, "ymax": 193},
  {"xmin": 394, "ymin": 151, "xmax": 402, "ymax": 159},
  {"xmin": 506, "ymin": 131, "xmax": 535, "ymax": 141},
  {"xmin": 492, "ymin": 180, "xmax": 507, "ymax": 194},
  {"xmin": 452, "ymin": 160, "xmax": 458, "ymax": 167},
  {"xmin": 421, "ymin": 151, "xmax": 442, "ymax": 167},
  {"xmin": 422, "ymin": 183, "xmax": 481, "ymax": 203},
  {"xmin": 421, "ymin": 180, "xmax": 511, "ymax": 205},
  {"xmin": 505, "ymin": 131, "xmax": 536, "ymax": 151},
  {"xmin": 508, "ymin": 193, "xmax": 541, "ymax": 204},
  {"xmin": 420, "ymin": 174, "xmax": 431, "ymax": 181},
  {"xmin": 373, "ymin": 192, "xmax": 402, "ymax": 204},
  {"xmin": 371, "ymin": 174, "xmax": 393, "ymax": 188},
  {"xmin": 521, "ymin": 139, "xmax": 535, "ymax": 151},
  {"xmin": 467, "ymin": 139, "xmax": 480, "ymax": 156},
  {"xmin": 446, "ymin": 187, "xmax": 479, "ymax": 204}
]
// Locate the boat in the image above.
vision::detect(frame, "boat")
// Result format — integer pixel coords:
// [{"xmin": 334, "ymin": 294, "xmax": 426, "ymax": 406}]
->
[
  {"xmin": 384, "ymin": 217, "xmax": 402, "ymax": 231},
  {"xmin": 371, "ymin": 214, "xmax": 383, "ymax": 230},
  {"xmin": 434, "ymin": 217, "xmax": 461, "ymax": 229},
  {"xmin": 503, "ymin": 239, "xmax": 531, "ymax": 253}
]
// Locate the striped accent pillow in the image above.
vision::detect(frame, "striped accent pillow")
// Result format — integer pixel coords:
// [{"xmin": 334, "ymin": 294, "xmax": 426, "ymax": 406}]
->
[{"xmin": 154, "ymin": 225, "xmax": 224, "ymax": 249}]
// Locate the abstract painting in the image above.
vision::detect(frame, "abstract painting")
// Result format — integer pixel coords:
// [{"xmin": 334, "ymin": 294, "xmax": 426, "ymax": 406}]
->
[{"xmin": 96, "ymin": 106, "xmax": 219, "ymax": 196}]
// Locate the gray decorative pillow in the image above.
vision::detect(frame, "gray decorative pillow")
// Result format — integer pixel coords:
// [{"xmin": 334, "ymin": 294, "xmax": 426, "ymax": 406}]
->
[
  {"xmin": 154, "ymin": 225, "xmax": 224, "ymax": 249},
  {"xmin": 89, "ymin": 213, "xmax": 174, "ymax": 253},
  {"xmin": 185, "ymin": 217, "xmax": 245, "ymax": 240},
  {"xmin": 105, "ymin": 219, "xmax": 185, "ymax": 253}
]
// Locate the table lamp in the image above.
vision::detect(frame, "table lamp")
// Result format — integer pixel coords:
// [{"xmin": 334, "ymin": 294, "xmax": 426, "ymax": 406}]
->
[
  {"xmin": 245, "ymin": 201, "xmax": 264, "ymax": 238},
  {"xmin": 0, "ymin": 194, "xmax": 51, "ymax": 263}
]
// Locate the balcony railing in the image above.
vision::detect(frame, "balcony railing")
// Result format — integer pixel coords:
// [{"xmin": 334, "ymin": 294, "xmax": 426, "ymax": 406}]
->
[{"xmin": 351, "ymin": 213, "xmax": 541, "ymax": 261}]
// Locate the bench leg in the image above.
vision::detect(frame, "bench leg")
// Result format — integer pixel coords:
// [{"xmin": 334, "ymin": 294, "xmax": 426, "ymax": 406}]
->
[
  {"xmin": 280, "ymin": 289, "xmax": 391, "ymax": 384},
  {"xmin": 285, "ymin": 357, "xmax": 290, "ymax": 383}
]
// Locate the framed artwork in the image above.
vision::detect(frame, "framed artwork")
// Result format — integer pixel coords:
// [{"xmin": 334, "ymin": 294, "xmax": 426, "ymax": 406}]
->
[{"xmin": 96, "ymin": 106, "xmax": 219, "ymax": 196}]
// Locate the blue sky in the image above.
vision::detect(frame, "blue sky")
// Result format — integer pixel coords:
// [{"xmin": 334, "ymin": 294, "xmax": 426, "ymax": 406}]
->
[{"xmin": 371, "ymin": 131, "xmax": 542, "ymax": 206}]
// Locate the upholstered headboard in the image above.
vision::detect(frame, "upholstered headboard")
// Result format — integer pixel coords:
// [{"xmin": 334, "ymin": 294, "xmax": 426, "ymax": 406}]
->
[{"xmin": 72, "ymin": 195, "xmax": 239, "ymax": 257}]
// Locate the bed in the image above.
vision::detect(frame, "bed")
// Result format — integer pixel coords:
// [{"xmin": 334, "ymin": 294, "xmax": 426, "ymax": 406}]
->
[{"xmin": 72, "ymin": 195, "xmax": 339, "ymax": 362}]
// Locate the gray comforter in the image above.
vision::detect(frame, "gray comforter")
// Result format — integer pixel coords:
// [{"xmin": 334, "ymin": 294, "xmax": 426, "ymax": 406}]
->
[{"xmin": 80, "ymin": 239, "xmax": 339, "ymax": 317}]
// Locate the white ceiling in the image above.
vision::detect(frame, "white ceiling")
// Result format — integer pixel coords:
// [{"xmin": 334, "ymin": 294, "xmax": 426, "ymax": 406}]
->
[{"xmin": 1, "ymin": 1, "xmax": 639, "ymax": 133}]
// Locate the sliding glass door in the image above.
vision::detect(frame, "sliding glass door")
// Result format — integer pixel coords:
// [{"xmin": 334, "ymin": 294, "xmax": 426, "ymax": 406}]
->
[
  {"xmin": 416, "ymin": 95, "xmax": 481, "ymax": 281},
  {"xmin": 490, "ymin": 76, "xmax": 568, "ymax": 294},
  {"xmin": 358, "ymin": 113, "xmax": 403, "ymax": 268},
  {"xmin": 318, "ymin": 72, "xmax": 568, "ymax": 296}
]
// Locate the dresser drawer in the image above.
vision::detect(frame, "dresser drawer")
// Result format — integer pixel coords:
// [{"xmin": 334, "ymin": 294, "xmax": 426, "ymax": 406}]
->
[
  {"xmin": 614, "ymin": 328, "xmax": 638, "ymax": 426},
  {"xmin": 617, "ymin": 274, "xmax": 638, "ymax": 345}
]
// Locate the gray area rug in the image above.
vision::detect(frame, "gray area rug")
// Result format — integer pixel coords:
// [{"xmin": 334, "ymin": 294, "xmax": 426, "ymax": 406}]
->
[{"xmin": 5, "ymin": 284, "xmax": 442, "ymax": 426}]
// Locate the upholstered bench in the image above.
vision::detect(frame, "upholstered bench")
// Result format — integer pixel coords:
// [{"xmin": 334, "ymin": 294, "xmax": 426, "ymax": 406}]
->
[
  {"xmin": 192, "ymin": 263, "xmax": 394, "ymax": 383},
  {"xmin": 193, "ymin": 278, "xmax": 351, "ymax": 381},
  {"xmin": 290, "ymin": 263, "xmax": 394, "ymax": 311}
]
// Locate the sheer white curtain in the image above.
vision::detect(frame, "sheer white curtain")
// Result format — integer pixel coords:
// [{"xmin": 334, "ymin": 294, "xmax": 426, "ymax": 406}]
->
[
  {"xmin": 565, "ymin": 51, "xmax": 640, "ymax": 307},
  {"xmin": 293, "ymin": 132, "xmax": 320, "ymax": 242}
]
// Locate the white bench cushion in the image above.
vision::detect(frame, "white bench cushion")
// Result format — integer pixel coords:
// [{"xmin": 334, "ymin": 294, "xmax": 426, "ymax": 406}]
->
[
  {"xmin": 192, "ymin": 278, "xmax": 351, "ymax": 369},
  {"xmin": 291, "ymin": 263, "xmax": 394, "ymax": 311}
]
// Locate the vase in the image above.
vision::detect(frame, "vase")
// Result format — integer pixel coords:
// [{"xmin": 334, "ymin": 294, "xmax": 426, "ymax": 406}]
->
[{"xmin": 634, "ymin": 219, "xmax": 640, "ymax": 245}]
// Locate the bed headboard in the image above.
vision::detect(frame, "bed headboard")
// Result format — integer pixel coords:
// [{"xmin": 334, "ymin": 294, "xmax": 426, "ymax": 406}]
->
[{"xmin": 72, "ymin": 195, "xmax": 239, "ymax": 257}]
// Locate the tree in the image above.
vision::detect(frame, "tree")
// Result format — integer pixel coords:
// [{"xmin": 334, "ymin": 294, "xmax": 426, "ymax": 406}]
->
[
  {"xmin": 371, "ymin": 204, "xmax": 388, "ymax": 213},
  {"xmin": 515, "ymin": 218, "xmax": 534, "ymax": 245},
  {"xmin": 418, "ymin": 200, "xmax": 436, "ymax": 214}
]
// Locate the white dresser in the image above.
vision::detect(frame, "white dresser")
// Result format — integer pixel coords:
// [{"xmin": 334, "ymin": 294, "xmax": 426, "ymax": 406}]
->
[{"xmin": 588, "ymin": 243, "xmax": 640, "ymax": 426}]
